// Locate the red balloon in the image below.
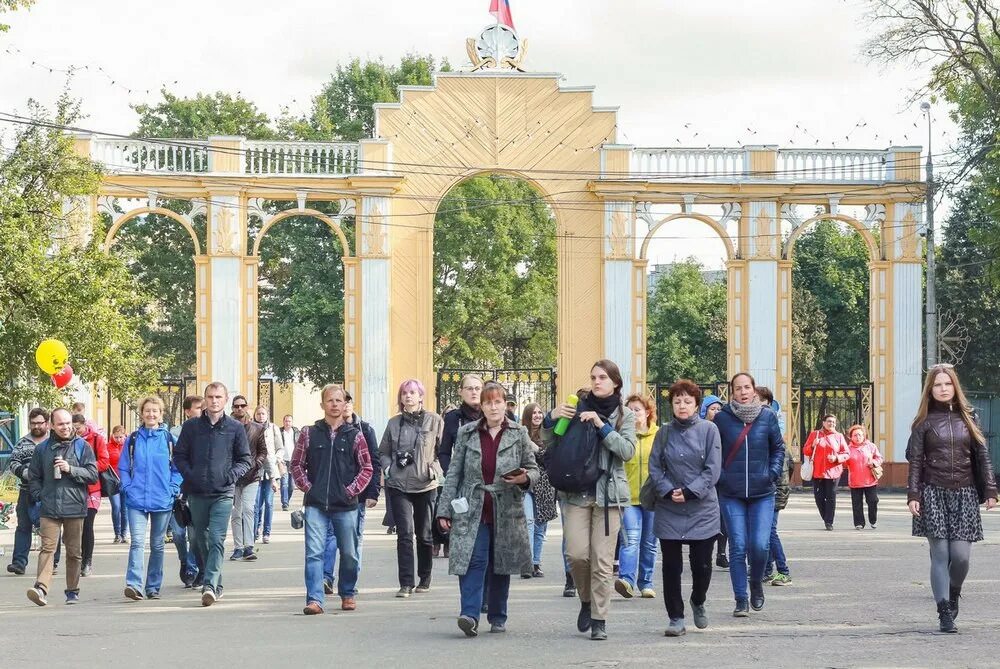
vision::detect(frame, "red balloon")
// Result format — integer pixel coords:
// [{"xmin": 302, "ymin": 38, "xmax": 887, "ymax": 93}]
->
[{"xmin": 52, "ymin": 364, "xmax": 73, "ymax": 389}]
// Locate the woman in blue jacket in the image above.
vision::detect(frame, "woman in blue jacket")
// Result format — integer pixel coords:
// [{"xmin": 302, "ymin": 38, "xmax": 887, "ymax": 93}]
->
[
  {"xmin": 119, "ymin": 396, "xmax": 183, "ymax": 601},
  {"xmin": 712, "ymin": 373, "xmax": 784, "ymax": 617}
]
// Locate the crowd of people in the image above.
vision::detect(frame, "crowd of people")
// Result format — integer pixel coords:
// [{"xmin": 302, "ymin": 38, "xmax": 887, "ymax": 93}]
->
[{"xmin": 4, "ymin": 361, "xmax": 996, "ymax": 637}]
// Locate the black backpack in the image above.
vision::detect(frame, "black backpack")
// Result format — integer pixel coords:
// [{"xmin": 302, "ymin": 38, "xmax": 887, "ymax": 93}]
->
[{"xmin": 544, "ymin": 417, "xmax": 604, "ymax": 493}]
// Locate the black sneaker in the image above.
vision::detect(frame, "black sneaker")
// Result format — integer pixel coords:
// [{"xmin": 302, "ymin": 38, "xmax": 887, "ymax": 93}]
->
[
  {"xmin": 146, "ymin": 591, "xmax": 161, "ymax": 600},
  {"xmin": 532, "ymin": 564, "xmax": 544, "ymax": 578},
  {"xmin": 230, "ymin": 550, "xmax": 242, "ymax": 561},
  {"xmin": 733, "ymin": 599, "xmax": 750, "ymax": 617},
  {"xmin": 576, "ymin": 601, "xmax": 592, "ymax": 633},
  {"xmin": 182, "ymin": 570, "xmax": 196, "ymax": 588},
  {"xmin": 458, "ymin": 615, "xmax": 479, "ymax": 637},
  {"xmin": 563, "ymin": 572, "xmax": 577, "ymax": 598},
  {"xmin": 242, "ymin": 547, "xmax": 258, "ymax": 561},
  {"xmin": 7, "ymin": 563, "xmax": 25, "ymax": 575},
  {"xmin": 323, "ymin": 578, "xmax": 334, "ymax": 595},
  {"xmin": 749, "ymin": 581, "xmax": 765, "ymax": 611},
  {"xmin": 716, "ymin": 553, "xmax": 729, "ymax": 569},
  {"xmin": 415, "ymin": 578, "xmax": 431, "ymax": 593}
]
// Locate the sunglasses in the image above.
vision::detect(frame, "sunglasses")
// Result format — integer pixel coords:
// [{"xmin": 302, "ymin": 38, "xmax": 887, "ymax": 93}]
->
[{"xmin": 233, "ymin": 403, "xmax": 247, "ymax": 409}]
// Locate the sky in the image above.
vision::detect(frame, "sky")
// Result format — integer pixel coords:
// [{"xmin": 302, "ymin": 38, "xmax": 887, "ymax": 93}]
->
[{"xmin": 0, "ymin": 0, "xmax": 953, "ymax": 269}]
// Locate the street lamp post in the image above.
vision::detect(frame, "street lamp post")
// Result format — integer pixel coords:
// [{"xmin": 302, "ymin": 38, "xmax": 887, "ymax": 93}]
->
[{"xmin": 921, "ymin": 101, "xmax": 937, "ymax": 370}]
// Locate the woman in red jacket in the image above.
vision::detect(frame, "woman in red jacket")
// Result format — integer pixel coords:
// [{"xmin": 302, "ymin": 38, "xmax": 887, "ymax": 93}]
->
[
  {"xmin": 72, "ymin": 413, "xmax": 111, "ymax": 576},
  {"xmin": 107, "ymin": 425, "xmax": 129, "ymax": 543},
  {"xmin": 802, "ymin": 414, "xmax": 849, "ymax": 530},
  {"xmin": 846, "ymin": 425, "xmax": 883, "ymax": 530}
]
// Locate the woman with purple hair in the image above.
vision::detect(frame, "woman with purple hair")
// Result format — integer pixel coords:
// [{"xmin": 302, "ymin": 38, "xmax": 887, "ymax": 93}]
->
[{"xmin": 379, "ymin": 379, "xmax": 445, "ymax": 598}]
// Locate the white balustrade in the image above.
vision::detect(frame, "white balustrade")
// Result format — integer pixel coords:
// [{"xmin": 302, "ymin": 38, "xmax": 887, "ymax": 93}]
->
[
  {"xmin": 776, "ymin": 149, "xmax": 889, "ymax": 182},
  {"xmin": 631, "ymin": 148, "xmax": 747, "ymax": 180},
  {"xmin": 90, "ymin": 137, "xmax": 209, "ymax": 173},
  {"xmin": 244, "ymin": 141, "xmax": 360, "ymax": 175}
]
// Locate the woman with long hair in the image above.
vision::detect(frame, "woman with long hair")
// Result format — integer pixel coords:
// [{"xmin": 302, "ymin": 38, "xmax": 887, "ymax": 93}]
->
[
  {"xmin": 521, "ymin": 402, "xmax": 557, "ymax": 578},
  {"xmin": 802, "ymin": 414, "xmax": 849, "ymax": 530},
  {"xmin": 379, "ymin": 379, "xmax": 444, "ymax": 598},
  {"xmin": 543, "ymin": 359, "xmax": 636, "ymax": 641},
  {"xmin": 616, "ymin": 393, "xmax": 659, "ymax": 599},
  {"xmin": 712, "ymin": 372, "xmax": 784, "ymax": 617},
  {"xmin": 907, "ymin": 364, "xmax": 997, "ymax": 633},
  {"xmin": 437, "ymin": 381, "xmax": 539, "ymax": 636}
]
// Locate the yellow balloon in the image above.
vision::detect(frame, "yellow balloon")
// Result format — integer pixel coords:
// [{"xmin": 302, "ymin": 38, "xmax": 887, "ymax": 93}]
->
[{"xmin": 35, "ymin": 339, "xmax": 69, "ymax": 375}]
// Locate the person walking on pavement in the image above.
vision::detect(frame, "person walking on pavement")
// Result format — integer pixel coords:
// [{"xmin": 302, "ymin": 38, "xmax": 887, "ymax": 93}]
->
[
  {"xmin": 25, "ymin": 408, "xmax": 98, "ymax": 606},
  {"xmin": 6, "ymin": 408, "xmax": 50, "ymax": 576},
  {"xmin": 169, "ymin": 395, "xmax": 203, "ymax": 587},
  {"xmin": 437, "ymin": 381, "xmax": 539, "ymax": 637},
  {"xmin": 846, "ymin": 424, "xmax": 883, "ymax": 530},
  {"xmin": 521, "ymin": 402, "xmax": 557, "ymax": 579},
  {"xmin": 252, "ymin": 406, "xmax": 282, "ymax": 544},
  {"xmin": 173, "ymin": 382, "xmax": 251, "ymax": 607},
  {"xmin": 72, "ymin": 413, "xmax": 109, "ymax": 577},
  {"xmin": 700, "ymin": 395, "xmax": 729, "ymax": 570},
  {"xmin": 107, "ymin": 425, "xmax": 129, "ymax": 544},
  {"xmin": 802, "ymin": 414, "xmax": 850, "ymax": 530},
  {"xmin": 907, "ymin": 364, "xmax": 997, "ymax": 633},
  {"xmin": 279, "ymin": 415, "xmax": 299, "ymax": 511},
  {"xmin": 292, "ymin": 384, "xmax": 373, "ymax": 615},
  {"xmin": 647, "ymin": 380, "xmax": 722, "ymax": 637},
  {"xmin": 228, "ymin": 395, "xmax": 267, "ymax": 562},
  {"xmin": 379, "ymin": 378, "xmax": 445, "ymax": 598},
  {"xmin": 437, "ymin": 374, "xmax": 484, "ymax": 559},
  {"xmin": 616, "ymin": 393, "xmax": 660, "ymax": 599},
  {"xmin": 763, "ymin": 446, "xmax": 793, "ymax": 586},
  {"xmin": 118, "ymin": 396, "xmax": 183, "ymax": 601}
]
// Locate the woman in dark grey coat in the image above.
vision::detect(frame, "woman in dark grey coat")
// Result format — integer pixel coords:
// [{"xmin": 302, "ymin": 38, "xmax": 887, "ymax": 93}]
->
[{"xmin": 648, "ymin": 380, "xmax": 722, "ymax": 637}]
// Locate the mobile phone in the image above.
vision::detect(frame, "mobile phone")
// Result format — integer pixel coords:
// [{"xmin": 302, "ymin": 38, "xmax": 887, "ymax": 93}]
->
[{"xmin": 500, "ymin": 467, "xmax": 524, "ymax": 479}]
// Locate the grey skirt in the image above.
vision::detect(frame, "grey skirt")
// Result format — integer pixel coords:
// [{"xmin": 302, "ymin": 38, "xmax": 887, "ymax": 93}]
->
[{"xmin": 912, "ymin": 484, "xmax": 983, "ymax": 542}]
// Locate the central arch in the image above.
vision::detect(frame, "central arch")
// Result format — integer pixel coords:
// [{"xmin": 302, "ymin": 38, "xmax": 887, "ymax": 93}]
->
[
  {"xmin": 639, "ymin": 212, "xmax": 737, "ymax": 261},
  {"xmin": 250, "ymin": 207, "xmax": 351, "ymax": 258},
  {"xmin": 783, "ymin": 213, "xmax": 880, "ymax": 261}
]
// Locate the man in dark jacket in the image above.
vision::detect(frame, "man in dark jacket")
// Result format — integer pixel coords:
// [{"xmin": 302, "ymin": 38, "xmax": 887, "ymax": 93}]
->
[
  {"xmin": 6, "ymin": 408, "xmax": 49, "ymax": 575},
  {"xmin": 174, "ymin": 382, "xmax": 252, "ymax": 607},
  {"xmin": 26, "ymin": 408, "xmax": 98, "ymax": 606},
  {"xmin": 322, "ymin": 392, "xmax": 380, "ymax": 594},
  {"xmin": 291, "ymin": 384, "xmax": 373, "ymax": 615},
  {"xmin": 228, "ymin": 394, "xmax": 267, "ymax": 561},
  {"xmin": 435, "ymin": 374, "xmax": 484, "ymax": 557}
]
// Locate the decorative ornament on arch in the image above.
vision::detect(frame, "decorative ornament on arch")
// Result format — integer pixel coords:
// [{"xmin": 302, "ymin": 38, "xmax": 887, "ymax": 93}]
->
[
  {"xmin": 607, "ymin": 210, "xmax": 631, "ymax": 259},
  {"xmin": 211, "ymin": 205, "xmax": 240, "ymax": 256},
  {"xmin": 363, "ymin": 204, "xmax": 388, "ymax": 258}
]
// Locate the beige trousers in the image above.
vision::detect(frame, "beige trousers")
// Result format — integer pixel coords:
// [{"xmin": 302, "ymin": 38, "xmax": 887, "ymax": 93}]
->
[
  {"xmin": 36, "ymin": 516, "xmax": 84, "ymax": 595},
  {"xmin": 562, "ymin": 502, "xmax": 623, "ymax": 621}
]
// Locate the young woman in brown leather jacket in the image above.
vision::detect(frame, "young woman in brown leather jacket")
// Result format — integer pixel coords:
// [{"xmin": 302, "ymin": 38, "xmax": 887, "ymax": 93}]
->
[{"xmin": 906, "ymin": 364, "xmax": 997, "ymax": 633}]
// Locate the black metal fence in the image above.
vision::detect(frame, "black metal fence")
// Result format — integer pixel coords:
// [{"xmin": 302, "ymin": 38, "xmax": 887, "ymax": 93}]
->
[
  {"xmin": 436, "ymin": 368, "xmax": 557, "ymax": 416},
  {"xmin": 0, "ymin": 410, "xmax": 18, "ymax": 474},
  {"xmin": 647, "ymin": 381, "xmax": 728, "ymax": 423},
  {"xmin": 790, "ymin": 384, "xmax": 874, "ymax": 457}
]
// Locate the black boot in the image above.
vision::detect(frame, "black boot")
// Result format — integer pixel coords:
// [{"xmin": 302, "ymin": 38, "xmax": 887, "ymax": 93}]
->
[
  {"xmin": 563, "ymin": 572, "xmax": 577, "ymax": 598},
  {"xmin": 937, "ymin": 600, "xmax": 958, "ymax": 633},
  {"xmin": 749, "ymin": 580, "xmax": 765, "ymax": 611},
  {"xmin": 576, "ymin": 601, "xmax": 592, "ymax": 632},
  {"xmin": 949, "ymin": 586, "xmax": 961, "ymax": 620}
]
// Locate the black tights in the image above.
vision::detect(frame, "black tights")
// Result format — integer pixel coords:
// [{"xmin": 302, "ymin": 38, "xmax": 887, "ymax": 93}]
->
[
  {"xmin": 82, "ymin": 507, "xmax": 97, "ymax": 564},
  {"xmin": 660, "ymin": 538, "xmax": 715, "ymax": 620}
]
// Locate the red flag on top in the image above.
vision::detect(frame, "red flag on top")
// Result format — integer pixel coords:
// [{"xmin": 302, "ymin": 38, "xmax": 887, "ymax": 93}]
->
[{"xmin": 490, "ymin": 0, "xmax": 515, "ymax": 30}]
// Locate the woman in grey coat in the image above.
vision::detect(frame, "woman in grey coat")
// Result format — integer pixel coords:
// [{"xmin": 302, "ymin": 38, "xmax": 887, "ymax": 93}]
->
[
  {"xmin": 648, "ymin": 380, "xmax": 722, "ymax": 637},
  {"xmin": 437, "ymin": 381, "xmax": 539, "ymax": 637}
]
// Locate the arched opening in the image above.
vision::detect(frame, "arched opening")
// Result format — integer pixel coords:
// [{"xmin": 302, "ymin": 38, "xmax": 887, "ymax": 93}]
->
[
  {"xmin": 784, "ymin": 210, "xmax": 878, "ymax": 459},
  {"xmin": 103, "ymin": 201, "xmax": 205, "ymax": 430},
  {"xmin": 432, "ymin": 173, "xmax": 557, "ymax": 412},
  {"xmin": 638, "ymin": 209, "xmax": 734, "ymax": 418},
  {"xmin": 249, "ymin": 201, "xmax": 352, "ymax": 420}
]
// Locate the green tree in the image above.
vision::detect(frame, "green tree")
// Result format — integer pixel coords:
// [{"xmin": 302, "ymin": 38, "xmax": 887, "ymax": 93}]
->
[
  {"xmin": 792, "ymin": 220, "xmax": 872, "ymax": 383},
  {"xmin": 0, "ymin": 0, "xmax": 33, "ymax": 32},
  {"xmin": 132, "ymin": 90, "xmax": 277, "ymax": 140},
  {"xmin": 0, "ymin": 94, "xmax": 159, "ymax": 409},
  {"xmin": 645, "ymin": 260, "xmax": 727, "ymax": 384},
  {"xmin": 791, "ymin": 284, "xmax": 829, "ymax": 383},
  {"xmin": 433, "ymin": 175, "xmax": 557, "ymax": 369},
  {"xmin": 937, "ymin": 180, "xmax": 1000, "ymax": 390}
]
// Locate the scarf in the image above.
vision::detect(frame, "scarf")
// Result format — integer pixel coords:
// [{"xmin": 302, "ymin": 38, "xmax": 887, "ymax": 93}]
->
[
  {"xmin": 459, "ymin": 402, "xmax": 483, "ymax": 424},
  {"xmin": 584, "ymin": 390, "xmax": 622, "ymax": 421},
  {"xmin": 671, "ymin": 414, "xmax": 698, "ymax": 430},
  {"xmin": 729, "ymin": 396, "xmax": 763, "ymax": 424}
]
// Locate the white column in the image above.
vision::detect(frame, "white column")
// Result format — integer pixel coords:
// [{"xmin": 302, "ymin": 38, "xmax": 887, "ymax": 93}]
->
[
  {"xmin": 744, "ymin": 201, "xmax": 779, "ymax": 390},
  {"xmin": 359, "ymin": 195, "xmax": 391, "ymax": 434},
  {"xmin": 206, "ymin": 193, "xmax": 246, "ymax": 400},
  {"xmin": 892, "ymin": 262, "xmax": 923, "ymax": 461},
  {"xmin": 603, "ymin": 201, "xmax": 634, "ymax": 392}
]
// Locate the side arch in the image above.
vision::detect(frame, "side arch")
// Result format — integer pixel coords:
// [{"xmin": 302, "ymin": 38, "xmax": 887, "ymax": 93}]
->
[
  {"xmin": 783, "ymin": 213, "xmax": 880, "ymax": 261},
  {"xmin": 104, "ymin": 207, "xmax": 202, "ymax": 256},
  {"xmin": 639, "ymin": 213, "xmax": 736, "ymax": 261},
  {"xmin": 250, "ymin": 208, "xmax": 351, "ymax": 258}
]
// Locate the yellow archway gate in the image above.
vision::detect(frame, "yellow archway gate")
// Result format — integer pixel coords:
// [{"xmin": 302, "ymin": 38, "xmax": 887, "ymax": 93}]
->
[{"xmin": 80, "ymin": 65, "xmax": 926, "ymax": 463}]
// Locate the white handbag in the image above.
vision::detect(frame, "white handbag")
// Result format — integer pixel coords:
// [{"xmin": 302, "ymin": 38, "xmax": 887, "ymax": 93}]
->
[{"xmin": 800, "ymin": 455, "xmax": 814, "ymax": 482}]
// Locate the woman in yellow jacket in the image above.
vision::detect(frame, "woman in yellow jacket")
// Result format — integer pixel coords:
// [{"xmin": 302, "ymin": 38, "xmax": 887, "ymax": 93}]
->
[{"xmin": 615, "ymin": 394, "xmax": 660, "ymax": 598}]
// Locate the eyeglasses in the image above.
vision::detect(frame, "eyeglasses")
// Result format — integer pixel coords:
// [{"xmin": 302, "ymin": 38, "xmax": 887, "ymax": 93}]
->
[{"xmin": 232, "ymin": 403, "xmax": 247, "ymax": 409}]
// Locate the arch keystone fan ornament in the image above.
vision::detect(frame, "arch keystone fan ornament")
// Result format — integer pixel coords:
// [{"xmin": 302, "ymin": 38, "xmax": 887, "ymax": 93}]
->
[{"xmin": 468, "ymin": 0, "xmax": 527, "ymax": 71}]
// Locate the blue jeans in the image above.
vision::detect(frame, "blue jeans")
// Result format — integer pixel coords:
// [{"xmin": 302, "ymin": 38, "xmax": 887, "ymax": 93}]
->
[
  {"xmin": 619, "ymin": 504, "xmax": 657, "ymax": 589},
  {"xmin": 125, "ymin": 508, "xmax": 172, "ymax": 594},
  {"xmin": 11, "ymin": 488, "xmax": 34, "ymax": 569},
  {"xmin": 280, "ymin": 468, "xmax": 293, "ymax": 508},
  {"xmin": 719, "ymin": 494, "xmax": 775, "ymax": 600},
  {"xmin": 533, "ymin": 521, "xmax": 548, "ymax": 565},
  {"xmin": 171, "ymin": 515, "xmax": 200, "ymax": 576},
  {"xmin": 765, "ymin": 508, "xmax": 789, "ymax": 576},
  {"xmin": 323, "ymin": 505, "xmax": 367, "ymax": 590},
  {"xmin": 305, "ymin": 505, "xmax": 359, "ymax": 606},
  {"xmin": 254, "ymin": 481, "xmax": 275, "ymax": 538},
  {"xmin": 109, "ymin": 493, "xmax": 128, "ymax": 538},
  {"xmin": 523, "ymin": 492, "xmax": 535, "ymax": 565},
  {"xmin": 459, "ymin": 523, "xmax": 510, "ymax": 624},
  {"xmin": 188, "ymin": 494, "xmax": 234, "ymax": 593}
]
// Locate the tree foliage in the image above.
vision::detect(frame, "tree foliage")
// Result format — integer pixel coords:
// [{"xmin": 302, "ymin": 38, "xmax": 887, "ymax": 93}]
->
[
  {"xmin": 0, "ymin": 0, "xmax": 33, "ymax": 32},
  {"xmin": 791, "ymin": 220, "xmax": 873, "ymax": 383},
  {"xmin": 132, "ymin": 90, "xmax": 277, "ymax": 140},
  {"xmin": 0, "ymin": 94, "xmax": 159, "ymax": 408},
  {"xmin": 645, "ymin": 260, "xmax": 727, "ymax": 384},
  {"xmin": 433, "ymin": 175, "xmax": 556, "ymax": 369}
]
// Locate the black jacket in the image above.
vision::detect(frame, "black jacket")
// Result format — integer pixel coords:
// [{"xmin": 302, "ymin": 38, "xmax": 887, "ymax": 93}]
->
[
  {"xmin": 350, "ymin": 413, "xmax": 380, "ymax": 502},
  {"xmin": 439, "ymin": 403, "xmax": 483, "ymax": 474},
  {"xmin": 174, "ymin": 413, "xmax": 252, "ymax": 496},
  {"xmin": 302, "ymin": 420, "xmax": 362, "ymax": 512},
  {"xmin": 28, "ymin": 435, "xmax": 98, "ymax": 519},
  {"xmin": 907, "ymin": 402, "xmax": 998, "ymax": 503}
]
